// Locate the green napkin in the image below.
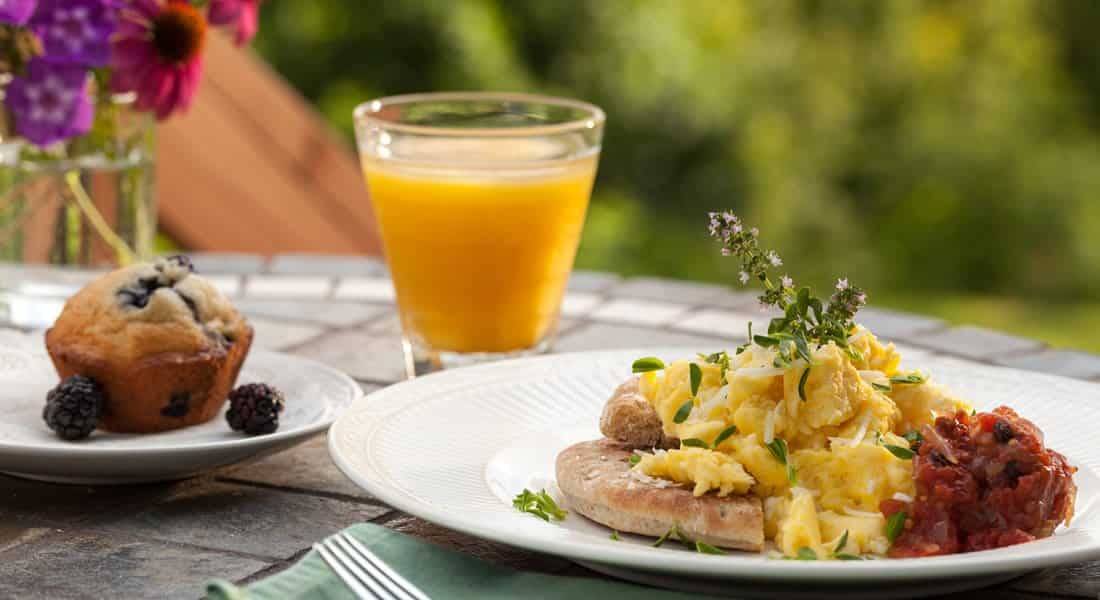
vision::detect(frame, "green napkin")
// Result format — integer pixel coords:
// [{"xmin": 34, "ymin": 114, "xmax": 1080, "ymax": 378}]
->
[{"xmin": 205, "ymin": 523, "xmax": 728, "ymax": 600}]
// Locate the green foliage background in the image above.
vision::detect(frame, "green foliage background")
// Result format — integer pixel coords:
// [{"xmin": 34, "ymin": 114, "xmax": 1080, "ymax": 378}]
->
[{"xmin": 255, "ymin": 0, "xmax": 1100, "ymax": 350}]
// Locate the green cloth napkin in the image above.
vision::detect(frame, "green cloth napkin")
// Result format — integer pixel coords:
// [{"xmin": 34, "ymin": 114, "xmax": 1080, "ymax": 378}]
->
[{"xmin": 205, "ymin": 523, "xmax": 728, "ymax": 600}]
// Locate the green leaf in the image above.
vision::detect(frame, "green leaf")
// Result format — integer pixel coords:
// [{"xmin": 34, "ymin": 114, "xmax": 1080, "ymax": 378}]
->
[
  {"xmin": 885, "ymin": 511, "xmax": 907, "ymax": 544},
  {"xmin": 610, "ymin": 530, "xmax": 621, "ymax": 541},
  {"xmin": 536, "ymin": 490, "xmax": 567, "ymax": 520},
  {"xmin": 834, "ymin": 553, "xmax": 864, "ymax": 561},
  {"xmin": 833, "ymin": 530, "xmax": 849, "ymax": 555},
  {"xmin": 632, "ymin": 357, "xmax": 665, "ymax": 373},
  {"xmin": 798, "ymin": 367, "xmax": 811, "ymax": 402},
  {"xmin": 903, "ymin": 430, "xmax": 923, "ymax": 446},
  {"xmin": 889, "ymin": 372, "xmax": 926, "ymax": 385},
  {"xmin": 767, "ymin": 438, "xmax": 797, "ymax": 484},
  {"xmin": 765, "ymin": 438, "xmax": 788, "ymax": 464},
  {"xmin": 883, "ymin": 444, "xmax": 915, "ymax": 460},
  {"xmin": 512, "ymin": 488, "xmax": 568, "ymax": 522},
  {"xmin": 768, "ymin": 317, "xmax": 788, "ymax": 335},
  {"xmin": 796, "ymin": 547, "xmax": 818, "ymax": 560},
  {"xmin": 713, "ymin": 424, "xmax": 739, "ymax": 448},
  {"xmin": 673, "ymin": 399, "xmax": 694, "ymax": 424},
  {"xmin": 871, "ymin": 382, "xmax": 892, "ymax": 393},
  {"xmin": 689, "ymin": 362, "xmax": 703, "ymax": 397},
  {"xmin": 695, "ymin": 541, "xmax": 726, "ymax": 555},
  {"xmin": 793, "ymin": 332, "xmax": 813, "ymax": 363},
  {"xmin": 797, "ymin": 286, "xmax": 811, "ymax": 315},
  {"xmin": 652, "ymin": 525, "xmax": 675, "ymax": 547},
  {"xmin": 628, "ymin": 454, "xmax": 642, "ymax": 466},
  {"xmin": 680, "ymin": 438, "xmax": 709, "ymax": 449},
  {"xmin": 809, "ymin": 299, "xmax": 824, "ymax": 324},
  {"xmin": 754, "ymin": 334, "xmax": 779, "ymax": 347}
]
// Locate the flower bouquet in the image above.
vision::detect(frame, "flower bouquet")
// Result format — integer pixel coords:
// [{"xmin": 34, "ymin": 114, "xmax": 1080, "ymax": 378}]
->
[{"xmin": 0, "ymin": 0, "xmax": 261, "ymax": 266}]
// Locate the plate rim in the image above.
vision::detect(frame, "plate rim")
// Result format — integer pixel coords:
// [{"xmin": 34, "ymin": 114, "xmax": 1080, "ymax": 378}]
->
[
  {"xmin": 328, "ymin": 346, "xmax": 1100, "ymax": 582},
  {"xmin": 0, "ymin": 349, "xmax": 361, "ymax": 457}
]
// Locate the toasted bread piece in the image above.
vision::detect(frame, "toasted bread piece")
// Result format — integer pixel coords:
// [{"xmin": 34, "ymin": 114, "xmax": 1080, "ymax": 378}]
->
[
  {"xmin": 556, "ymin": 438, "xmax": 763, "ymax": 551},
  {"xmin": 599, "ymin": 377, "xmax": 678, "ymax": 449}
]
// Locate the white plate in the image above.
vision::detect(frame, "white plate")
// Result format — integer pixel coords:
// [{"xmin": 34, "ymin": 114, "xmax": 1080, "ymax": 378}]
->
[
  {"xmin": 330, "ymin": 347, "xmax": 1100, "ymax": 599},
  {"xmin": 0, "ymin": 330, "xmax": 360, "ymax": 484}
]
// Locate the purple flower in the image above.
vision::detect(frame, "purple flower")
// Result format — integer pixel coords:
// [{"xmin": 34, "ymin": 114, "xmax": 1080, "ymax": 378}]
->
[
  {"xmin": 4, "ymin": 59, "xmax": 93, "ymax": 147},
  {"xmin": 29, "ymin": 0, "xmax": 116, "ymax": 66},
  {"xmin": 0, "ymin": 0, "xmax": 37, "ymax": 25}
]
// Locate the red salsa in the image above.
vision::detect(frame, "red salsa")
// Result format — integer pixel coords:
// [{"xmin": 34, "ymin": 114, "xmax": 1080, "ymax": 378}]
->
[{"xmin": 882, "ymin": 407, "xmax": 1076, "ymax": 558}]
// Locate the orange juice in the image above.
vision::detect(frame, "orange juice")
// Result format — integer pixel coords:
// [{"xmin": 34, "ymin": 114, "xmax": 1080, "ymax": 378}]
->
[{"xmin": 365, "ymin": 153, "xmax": 597, "ymax": 353}]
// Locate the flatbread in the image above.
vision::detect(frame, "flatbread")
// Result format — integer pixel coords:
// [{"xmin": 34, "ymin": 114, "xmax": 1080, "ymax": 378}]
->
[{"xmin": 556, "ymin": 439, "xmax": 764, "ymax": 551}]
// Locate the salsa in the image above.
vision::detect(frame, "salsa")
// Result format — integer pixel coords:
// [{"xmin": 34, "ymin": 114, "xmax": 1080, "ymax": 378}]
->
[{"xmin": 882, "ymin": 407, "xmax": 1076, "ymax": 558}]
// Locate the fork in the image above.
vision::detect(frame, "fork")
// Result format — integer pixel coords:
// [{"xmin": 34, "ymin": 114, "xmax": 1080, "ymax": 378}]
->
[{"xmin": 314, "ymin": 532, "xmax": 432, "ymax": 600}]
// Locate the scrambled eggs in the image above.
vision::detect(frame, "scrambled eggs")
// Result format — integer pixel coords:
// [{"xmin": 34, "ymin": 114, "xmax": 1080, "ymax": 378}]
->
[{"xmin": 635, "ymin": 325, "xmax": 971, "ymax": 559}]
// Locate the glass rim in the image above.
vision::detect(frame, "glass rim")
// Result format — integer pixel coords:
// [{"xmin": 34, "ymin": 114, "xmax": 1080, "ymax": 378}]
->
[{"xmin": 353, "ymin": 91, "xmax": 606, "ymax": 138}]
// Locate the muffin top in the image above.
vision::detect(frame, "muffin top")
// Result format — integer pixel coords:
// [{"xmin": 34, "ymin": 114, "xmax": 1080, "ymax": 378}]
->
[{"xmin": 48, "ymin": 256, "xmax": 250, "ymax": 364}]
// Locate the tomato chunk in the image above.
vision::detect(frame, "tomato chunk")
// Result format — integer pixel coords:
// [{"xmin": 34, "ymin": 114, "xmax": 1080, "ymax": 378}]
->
[{"xmin": 884, "ymin": 407, "xmax": 1076, "ymax": 558}]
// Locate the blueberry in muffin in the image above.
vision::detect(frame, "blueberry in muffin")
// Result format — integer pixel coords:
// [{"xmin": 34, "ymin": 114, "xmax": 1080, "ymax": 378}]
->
[{"xmin": 44, "ymin": 256, "xmax": 254, "ymax": 433}]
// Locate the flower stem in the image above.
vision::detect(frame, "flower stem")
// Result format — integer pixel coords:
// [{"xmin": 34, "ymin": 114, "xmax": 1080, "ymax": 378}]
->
[{"xmin": 63, "ymin": 170, "xmax": 135, "ymax": 266}]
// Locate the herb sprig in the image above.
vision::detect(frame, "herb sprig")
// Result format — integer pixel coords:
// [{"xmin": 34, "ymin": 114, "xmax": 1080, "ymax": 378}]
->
[
  {"xmin": 512, "ymin": 488, "xmax": 567, "ymax": 522},
  {"xmin": 710, "ymin": 212, "xmax": 868, "ymax": 366},
  {"xmin": 765, "ymin": 437, "xmax": 798, "ymax": 485}
]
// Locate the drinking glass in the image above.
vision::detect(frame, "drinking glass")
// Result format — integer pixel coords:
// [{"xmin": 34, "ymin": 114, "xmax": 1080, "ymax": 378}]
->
[{"xmin": 354, "ymin": 92, "xmax": 604, "ymax": 377}]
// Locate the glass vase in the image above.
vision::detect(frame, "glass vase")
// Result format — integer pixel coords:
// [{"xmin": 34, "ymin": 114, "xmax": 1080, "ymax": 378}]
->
[{"xmin": 0, "ymin": 94, "xmax": 156, "ymax": 268}]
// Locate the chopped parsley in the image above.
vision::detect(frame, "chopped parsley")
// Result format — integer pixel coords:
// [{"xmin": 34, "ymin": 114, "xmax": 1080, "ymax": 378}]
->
[
  {"xmin": 833, "ymin": 530, "xmax": 849, "ymax": 555},
  {"xmin": 673, "ymin": 399, "xmax": 694, "ymax": 424},
  {"xmin": 885, "ymin": 511, "xmax": 908, "ymax": 545},
  {"xmin": 883, "ymin": 444, "xmax": 915, "ymax": 460},
  {"xmin": 889, "ymin": 372, "xmax": 926, "ymax": 385},
  {"xmin": 765, "ymin": 437, "xmax": 798, "ymax": 485},
  {"xmin": 795, "ymin": 547, "xmax": 818, "ymax": 561},
  {"xmin": 512, "ymin": 489, "xmax": 567, "ymax": 522},
  {"xmin": 628, "ymin": 454, "xmax": 642, "ymax": 467},
  {"xmin": 700, "ymin": 351, "xmax": 731, "ymax": 383},
  {"xmin": 680, "ymin": 438, "xmax": 709, "ymax": 449},
  {"xmin": 695, "ymin": 541, "xmax": 726, "ymax": 555},
  {"xmin": 798, "ymin": 367, "xmax": 811, "ymax": 402},
  {"xmin": 689, "ymin": 362, "xmax": 703, "ymax": 397},
  {"xmin": 903, "ymin": 430, "xmax": 923, "ymax": 446},
  {"xmin": 610, "ymin": 530, "xmax": 621, "ymax": 541},
  {"xmin": 713, "ymin": 424, "xmax": 739, "ymax": 448},
  {"xmin": 871, "ymin": 382, "xmax": 892, "ymax": 393},
  {"xmin": 632, "ymin": 357, "xmax": 666, "ymax": 373}
]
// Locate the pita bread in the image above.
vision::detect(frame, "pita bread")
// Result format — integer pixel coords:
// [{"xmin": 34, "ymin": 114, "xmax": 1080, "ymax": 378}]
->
[{"xmin": 556, "ymin": 438, "xmax": 763, "ymax": 551}]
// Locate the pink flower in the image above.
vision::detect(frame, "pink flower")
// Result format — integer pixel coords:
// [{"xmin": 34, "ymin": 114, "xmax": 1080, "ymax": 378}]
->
[
  {"xmin": 111, "ymin": 0, "xmax": 206, "ymax": 120},
  {"xmin": 207, "ymin": 0, "xmax": 259, "ymax": 46}
]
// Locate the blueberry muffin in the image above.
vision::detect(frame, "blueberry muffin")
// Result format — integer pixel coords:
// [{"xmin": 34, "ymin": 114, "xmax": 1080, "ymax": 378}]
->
[{"xmin": 45, "ymin": 256, "xmax": 253, "ymax": 433}]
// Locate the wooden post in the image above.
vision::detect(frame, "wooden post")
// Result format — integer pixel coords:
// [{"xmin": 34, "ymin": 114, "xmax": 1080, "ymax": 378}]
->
[{"xmin": 158, "ymin": 33, "xmax": 382, "ymax": 256}]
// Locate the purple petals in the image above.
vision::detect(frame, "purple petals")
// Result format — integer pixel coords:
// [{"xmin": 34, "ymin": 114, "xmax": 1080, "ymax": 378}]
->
[{"xmin": 4, "ymin": 59, "xmax": 93, "ymax": 147}]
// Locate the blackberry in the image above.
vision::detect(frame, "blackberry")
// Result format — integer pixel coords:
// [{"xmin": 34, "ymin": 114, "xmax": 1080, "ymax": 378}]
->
[
  {"xmin": 43, "ymin": 376, "xmax": 104, "ymax": 440},
  {"xmin": 226, "ymin": 383, "xmax": 285, "ymax": 435}
]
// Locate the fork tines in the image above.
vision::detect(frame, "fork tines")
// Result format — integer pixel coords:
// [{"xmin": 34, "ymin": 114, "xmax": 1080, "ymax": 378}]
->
[{"xmin": 315, "ymin": 532, "xmax": 432, "ymax": 600}]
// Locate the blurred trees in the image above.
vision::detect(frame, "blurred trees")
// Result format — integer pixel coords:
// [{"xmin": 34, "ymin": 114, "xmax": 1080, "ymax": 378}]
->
[{"xmin": 256, "ymin": 0, "xmax": 1100, "ymax": 303}]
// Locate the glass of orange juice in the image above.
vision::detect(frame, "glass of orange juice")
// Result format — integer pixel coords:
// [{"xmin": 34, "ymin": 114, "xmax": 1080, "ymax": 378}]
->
[{"xmin": 353, "ymin": 92, "xmax": 604, "ymax": 377}]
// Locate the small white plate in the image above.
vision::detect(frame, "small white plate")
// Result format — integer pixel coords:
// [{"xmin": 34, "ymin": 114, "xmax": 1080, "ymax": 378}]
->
[
  {"xmin": 0, "ymin": 331, "xmax": 360, "ymax": 484},
  {"xmin": 330, "ymin": 347, "xmax": 1100, "ymax": 599}
]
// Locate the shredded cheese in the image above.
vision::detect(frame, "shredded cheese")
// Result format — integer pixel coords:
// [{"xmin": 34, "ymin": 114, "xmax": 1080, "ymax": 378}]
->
[{"xmin": 843, "ymin": 507, "xmax": 884, "ymax": 519}]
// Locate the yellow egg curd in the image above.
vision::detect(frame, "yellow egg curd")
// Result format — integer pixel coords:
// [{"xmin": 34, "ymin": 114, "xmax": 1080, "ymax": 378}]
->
[{"xmin": 635, "ymin": 325, "xmax": 971, "ymax": 559}]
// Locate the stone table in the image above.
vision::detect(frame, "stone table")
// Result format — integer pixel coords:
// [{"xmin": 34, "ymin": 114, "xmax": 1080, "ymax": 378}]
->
[{"xmin": 2, "ymin": 253, "xmax": 1098, "ymax": 600}]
